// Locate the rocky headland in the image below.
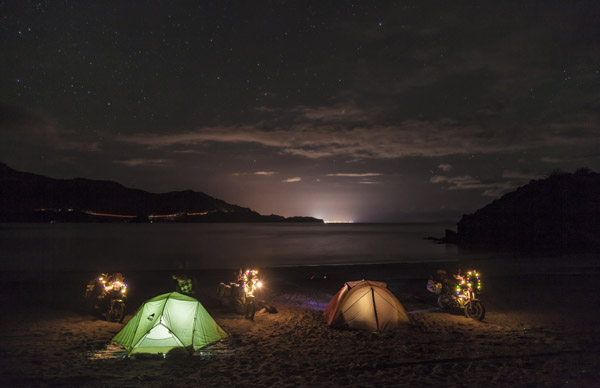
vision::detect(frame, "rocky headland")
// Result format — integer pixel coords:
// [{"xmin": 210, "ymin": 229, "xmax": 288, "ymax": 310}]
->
[
  {"xmin": 0, "ymin": 162, "xmax": 323, "ymax": 223},
  {"xmin": 442, "ymin": 169, "xmax": 600, "ymax": 252}
]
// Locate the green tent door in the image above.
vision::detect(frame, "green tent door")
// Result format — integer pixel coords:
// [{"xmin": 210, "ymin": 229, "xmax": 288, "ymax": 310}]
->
[{"xmin": 113, "ymin": 292, "xmax": 228, "ymax": 355}]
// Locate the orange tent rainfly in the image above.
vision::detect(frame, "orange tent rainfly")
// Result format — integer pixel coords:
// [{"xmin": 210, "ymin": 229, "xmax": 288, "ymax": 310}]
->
[{"xmin": 323, "ymin": 280, "xmax": 409, "ymax": 332}]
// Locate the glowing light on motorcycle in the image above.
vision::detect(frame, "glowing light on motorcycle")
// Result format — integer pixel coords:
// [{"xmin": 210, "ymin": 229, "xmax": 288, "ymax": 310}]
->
[
  {"xmin": 102, "ymin": 280, "xmax": 127, "ymax": 295},
  {"xmin": 240, "ymin": 269, "xmax": 261, "ymax": 297},
  {"xmin": 465, "ymin": 270, "xmax": 482, "ymax": 292}
]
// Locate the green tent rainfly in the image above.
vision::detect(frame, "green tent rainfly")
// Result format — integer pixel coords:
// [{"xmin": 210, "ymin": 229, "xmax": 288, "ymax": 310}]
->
[{"xmin": 113, "ymin": 292, "xmax": 228, "ymax": 356}]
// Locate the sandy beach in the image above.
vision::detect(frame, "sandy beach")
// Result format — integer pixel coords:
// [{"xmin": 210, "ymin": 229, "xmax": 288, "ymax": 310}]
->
[{"xmin": 1, "ymin": 259, "xmax": 600, "ymax": 387}]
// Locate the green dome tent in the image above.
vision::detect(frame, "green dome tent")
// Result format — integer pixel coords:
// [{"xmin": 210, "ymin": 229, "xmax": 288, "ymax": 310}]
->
[
  {"xmin": 113, "ymin": 292, "xmax": 228, "ymax": 356},
  {"xmin": 323, "ymin": 280, "xmax": 409, "ymax": 332}
]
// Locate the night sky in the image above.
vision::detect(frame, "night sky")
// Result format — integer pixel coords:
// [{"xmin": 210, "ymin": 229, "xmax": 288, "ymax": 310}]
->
[{"xmin": 1, "ymin": 1, "xmax": 599, "ymax": 222}]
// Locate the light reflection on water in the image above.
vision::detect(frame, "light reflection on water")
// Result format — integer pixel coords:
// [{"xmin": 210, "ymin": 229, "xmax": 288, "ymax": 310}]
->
[{"xmin": 1, "ymin": 222, "xmax": 468, "ymax": 271}]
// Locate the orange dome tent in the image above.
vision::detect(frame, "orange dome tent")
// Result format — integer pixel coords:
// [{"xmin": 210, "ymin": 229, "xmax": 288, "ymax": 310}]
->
[{"xmin": 323, "ymin": 280, "xmax": 409, "ymax": 332}]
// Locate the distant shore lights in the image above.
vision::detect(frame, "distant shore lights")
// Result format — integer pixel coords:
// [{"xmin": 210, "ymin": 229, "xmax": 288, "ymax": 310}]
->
[{"xmin": 324, "ymin": 220, "xmax": 354, "ymax": 224}]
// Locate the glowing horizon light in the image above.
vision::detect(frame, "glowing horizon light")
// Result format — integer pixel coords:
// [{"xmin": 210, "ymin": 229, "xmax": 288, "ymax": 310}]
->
[{"xmin": 324, "ymin": 220, "xmax": 354, "ymax": 224}]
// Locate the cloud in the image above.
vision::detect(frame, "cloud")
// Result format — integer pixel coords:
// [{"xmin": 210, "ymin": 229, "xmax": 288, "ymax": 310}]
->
[
  {"xmin": 325, "ymin": 173, "xmax": 383, "ymax": 185},
  {"xmin": 282, "ymin": 177, "xmax": 301, "ymax": 183},
  {"xmin": 430, "ymin": 175, "xmax": 482, "ymax": 188},
  {"xmin": 112, "ymin": 120, "xmax": 479, "ymax": 159},
  {"xmin": 480, "ymin": 182, "xmax": 521, "ymax": 198},
  {"xmin": 501, "ymin": 169, "xmax": 544, "ymax": 181},
  {"xmin": 117, "ymin": 106, "xmax": 600, "ymax": 161},
  {"xmin": 173, "ymin": 149, "xmax": 201, "ymax": 154},
  {"xmin": 540, "ymin": 156, "xmax": 563, "ymax": 164},
  {"xmin": 431, "ymin": 168, "xmax": 547, "ymax": 198},
  {"xmin": 232, "ymin": 171, "xmax": 277, "ymax": 176},
  {"xmin": 291, "ymin": 104, "xmax": 370, "ymax": 123},
  {"xmin": 430, "ymin": 175, "xmax": 519, "ymax": 197},
  {"xmin": 326, "ymin": 173, "xmax": 383, "ymax": 177},
  {"xmin": 0, "ymin": 104, "xmax": 100, "ymax": 152},
  {"xmin": 255, "ymin": 106, "xmax": 276, "ymax": 113},
  {"xmin": 539, "ymin": 150, "xmax": 599, "ymax": 166},
  {"xmin": 438, "ymin": 164, "xmax": 452, "ymax": 172},
  {"xmin": 113, "ymin": 159, "xmax": 172, "ymax": 167}
]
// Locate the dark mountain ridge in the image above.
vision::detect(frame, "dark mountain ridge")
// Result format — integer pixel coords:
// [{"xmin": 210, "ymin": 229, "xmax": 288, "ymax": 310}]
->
[
  {"xmin": 446, "ymin": 169, "xmax": 600, "ymax": 252},
  {"xmin": 0, "ymin": 163, "xmax": 323, "ymax": 223}
]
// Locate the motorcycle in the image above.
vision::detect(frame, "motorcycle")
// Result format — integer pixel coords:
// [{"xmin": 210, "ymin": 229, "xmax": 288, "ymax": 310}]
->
[
  {"xmin": 427, "ymin": 270, "xmax": 485, "ymax": 321},
  {"xmin": 85, "ymin": 274, "xmax": 127, "ymax": 323},
  {"xmin": 217, "ymin": 268, "xmax": 263, "ymax": 317},
  {"xmin": 105, "ymin": 283, "xmax": 127, "ymax": 323}
]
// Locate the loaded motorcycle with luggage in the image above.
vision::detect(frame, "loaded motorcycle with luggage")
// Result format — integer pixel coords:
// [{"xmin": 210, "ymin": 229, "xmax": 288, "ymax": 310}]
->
[{"xmin": 427, "ymin": 269, "xmax": 485, "ymax": 321}]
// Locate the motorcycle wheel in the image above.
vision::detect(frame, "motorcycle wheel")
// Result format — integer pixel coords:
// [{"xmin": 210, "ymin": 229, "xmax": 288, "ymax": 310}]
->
[
  {"xmin": 109, "ymin": 302, "xmax": 126, "ymax": 323},
  {"xmin": 464, "ymin": 301, "xmax": 485, "ymax": 321}
]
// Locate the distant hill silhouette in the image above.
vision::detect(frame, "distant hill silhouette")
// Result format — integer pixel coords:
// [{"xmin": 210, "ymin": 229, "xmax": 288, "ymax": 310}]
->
[
  {"xmin": 446, "ymin": 169, "xmax": 600, "ymax": 252},
  {"xmin": 0, "ymin": 163, "xmax": 323, "ymax": 223}
]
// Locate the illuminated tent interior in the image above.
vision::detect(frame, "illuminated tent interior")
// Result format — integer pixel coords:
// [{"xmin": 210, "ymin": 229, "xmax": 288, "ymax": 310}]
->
[
  {"xmin": 113, "ymin": 292, "xmax": 228, "ymax": 356},
  {"xmin": 323, "ymin": 280, "xmax": 409, "ymax": 332}
]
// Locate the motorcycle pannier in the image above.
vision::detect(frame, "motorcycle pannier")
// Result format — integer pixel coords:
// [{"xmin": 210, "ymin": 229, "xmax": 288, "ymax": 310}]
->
[{"xmin": 427, "ymin": 279, "xmax": 442, "ymax": 295}]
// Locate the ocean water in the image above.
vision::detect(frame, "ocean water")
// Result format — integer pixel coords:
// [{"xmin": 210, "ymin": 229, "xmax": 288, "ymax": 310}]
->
[
  {"xmin": 0, "ymin": 223, "xmax": 468, "ymax": 271},
  {"xmin": 4, "ymin": 222, "xmax": 597, "ymax": 276}
]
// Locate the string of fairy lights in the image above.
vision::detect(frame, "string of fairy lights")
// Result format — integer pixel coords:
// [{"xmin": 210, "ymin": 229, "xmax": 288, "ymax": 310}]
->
[
  {"xmin": 455, "ymin": 270, "xmax": 482, "ymax": 295},
  {"xmin": 239, "ymin": 269, "xmax": 262, "ymax": 297},
  {"xmin": 98, "ymin": 275, "xmax": 128, "ymax": 295}
]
